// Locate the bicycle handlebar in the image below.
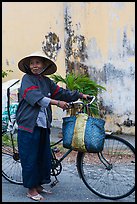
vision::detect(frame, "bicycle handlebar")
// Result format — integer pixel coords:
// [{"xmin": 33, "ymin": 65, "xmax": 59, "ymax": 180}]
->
[
  {"xmin": 86, "ymin": 96, "xmax": 96, "ymax": 105},
  {"xmin": 68, "ymin": 95, "xmax": 96, "ymax": 108}
]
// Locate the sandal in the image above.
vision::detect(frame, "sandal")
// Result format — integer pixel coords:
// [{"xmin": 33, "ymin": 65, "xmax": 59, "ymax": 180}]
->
[
  {"xmin": 40, "ymin": 188, "xmax": 52, "ymax": 194},
  {"xmin": 27, "ymin": 193, "xmax": 44, "ymax": 201},
  {"xmin": 37, "ymin": 186, "xmax": 52, "ymax": 194}
]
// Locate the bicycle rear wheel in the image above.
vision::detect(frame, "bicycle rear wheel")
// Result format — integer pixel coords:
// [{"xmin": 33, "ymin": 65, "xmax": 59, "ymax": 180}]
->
[
  {"xmin": 77, "ymin": 135, "xmax": 135, "ymax": 200},
  {"xmin": 2, "ymin": 131, "xmax": 23, "ymax": 185}
]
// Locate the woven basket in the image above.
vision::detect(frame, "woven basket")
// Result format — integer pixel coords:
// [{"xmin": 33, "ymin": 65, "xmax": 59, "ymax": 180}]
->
[{"xmin": 62, "ymin": 113, "xmax": 106, "ymax": 153}]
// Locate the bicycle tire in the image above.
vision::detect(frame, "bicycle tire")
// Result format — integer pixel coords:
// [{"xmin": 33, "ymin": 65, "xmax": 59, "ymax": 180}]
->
[
  {"xmin": 2, "ymin": 152, "xmax": 23, "ymax": 185},
  {"xmin": 2, "ymin": 131, "xmax": 23, "ymax": 185},
  {"xmin": 77, "ymin": 135, "xmax": 135, "ymax": 200}
]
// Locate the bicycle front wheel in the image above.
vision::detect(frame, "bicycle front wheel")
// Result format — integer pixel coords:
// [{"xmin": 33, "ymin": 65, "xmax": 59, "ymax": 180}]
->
[{"xmin": 77, "ymin": 135, "xmax": 135, "ymax": 200}]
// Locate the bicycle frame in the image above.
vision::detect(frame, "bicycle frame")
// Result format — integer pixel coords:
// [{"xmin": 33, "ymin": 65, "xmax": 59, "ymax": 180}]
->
[
  {"xmin": 49, "ymin": 136, "xmax": 110, "ymax": 186},
  {"xmin": 50, "ymin": 138, "xmax": 73, "ymax": 165},
  {"xmin": 49, "ymin": 128, "xmax": 108, "ymax": 184}
]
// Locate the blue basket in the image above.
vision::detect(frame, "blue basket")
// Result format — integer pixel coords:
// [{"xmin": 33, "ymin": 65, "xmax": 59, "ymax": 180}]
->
[{"xmin": 62, "ymin": 115, "xmax": 106, "ymax": 153}]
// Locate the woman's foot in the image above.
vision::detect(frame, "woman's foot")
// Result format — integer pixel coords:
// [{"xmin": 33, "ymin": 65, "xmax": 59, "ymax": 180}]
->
[
  {"xmin": 28, "ymin": 187, "xmax": 39, "ymax": 196},
  {"xmin": 36, "ymin": 185, "xmax": 52, "ymax": 194},
  {"xmin": 27, "ymin": 188, "xmax": 44, "ymax": 201}
]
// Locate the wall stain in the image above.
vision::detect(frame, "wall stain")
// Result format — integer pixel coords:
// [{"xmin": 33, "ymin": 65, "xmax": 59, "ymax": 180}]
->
[
  {"xmin": 122, "ymin": 30, "xmax": 135, "ymax": 57},
  {"xmin": 99, "ymin": 97, "xmax": 113, "ymax": 117},
  {"xmin": 103, "ymin": 63, "xmax": 125, "ymax": 84},
  {"xmin": 88, "ymin": 63, "xmax": 134, "ymax": 85},
  {"xmin": 88, "ymin": 62, "xmax": 135, "ymax": 123},
  {"xmin": 6, "ymin": 59, "xmax": 9, "ymax": 66},
  {"xmin": 64, "ymin": 8, "xmax": 88, "ymax": 75},
  {"xmin": 42, "ymin": 32, "xmax": 61, "ymax": 60},
  {"xmin": 67, "ymin": 61, "xmax": 89, "ymax": 75}
]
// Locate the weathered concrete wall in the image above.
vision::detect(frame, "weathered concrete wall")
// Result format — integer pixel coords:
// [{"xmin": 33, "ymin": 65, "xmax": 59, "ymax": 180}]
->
[
  {"xmin": 63, "ymin": 2, "xmax": 135, "ymax": 134},
  {"xmin": 2, "ymin": 2, "xmax": 135, "ymax": 134}
]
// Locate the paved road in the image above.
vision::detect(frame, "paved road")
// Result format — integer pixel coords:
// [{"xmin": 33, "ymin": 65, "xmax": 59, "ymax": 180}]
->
[
  {"xmin": 2, "ymin": 163, "xmax": 135, "ymax": 202},
  {"xmin": 2, "ymin": 127, "xmax": 135, "ymax": 202}
]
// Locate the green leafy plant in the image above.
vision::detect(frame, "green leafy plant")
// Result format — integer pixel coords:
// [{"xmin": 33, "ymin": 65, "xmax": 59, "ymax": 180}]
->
[
  {"xmin": 50, "ymin": 73, "xmax": 106, "ymax": 116},
  {"xmin": 2, "ymin": 133, "xmax": 18, "ymax": 147},
  {"xmin": 2, "ymin": 69, "xmax": 13, "ymax": 78}
]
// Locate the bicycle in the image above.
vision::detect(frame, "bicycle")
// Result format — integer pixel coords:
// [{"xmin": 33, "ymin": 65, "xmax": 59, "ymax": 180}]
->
[{"xmin": 2, "ymin": 82, "xmax": 135, "ymax": 200}]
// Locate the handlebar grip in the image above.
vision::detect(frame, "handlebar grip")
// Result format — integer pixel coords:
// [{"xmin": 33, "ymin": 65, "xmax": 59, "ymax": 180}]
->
[{"xmin": 68, "ymin": 102, "xmax": 74, "ymax": 106}]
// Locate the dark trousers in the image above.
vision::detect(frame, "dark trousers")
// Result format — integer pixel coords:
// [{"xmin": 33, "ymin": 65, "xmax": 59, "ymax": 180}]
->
[{"xmin": 17, "ymin": 126, "xmax": 51, "ymax": 188}]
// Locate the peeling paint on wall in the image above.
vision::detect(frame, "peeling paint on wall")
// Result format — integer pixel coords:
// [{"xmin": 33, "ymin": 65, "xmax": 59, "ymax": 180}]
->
[
  {"xmin": 90, "ymin": 62, "xmax": 135, "ymax": 116},
  {"xmin": 42, "ymin": 32, "xmax": 61, "ymax": 60},
  {"xmin": 63, "ymin": 3, "xmax": 135, "ymax": 134},
  {"xmin": 64, "ymin": 7, "xmax": 88, "ymax": 75}
]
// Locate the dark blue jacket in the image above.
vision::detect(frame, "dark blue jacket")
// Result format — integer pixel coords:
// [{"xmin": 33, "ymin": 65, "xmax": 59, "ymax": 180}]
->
[{"xmin": 16, "ymin": 74, "xmax": 82, "ymax": 133}]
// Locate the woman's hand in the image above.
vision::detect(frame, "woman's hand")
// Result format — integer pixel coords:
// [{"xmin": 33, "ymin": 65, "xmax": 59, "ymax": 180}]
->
[
  {"xmin": 82, "ymin": 94, "xmax": 90, "ymax": 100},
  {"xmin": 57, "ymin": 101, "xmax": 69, "ymax": 110},
  {"xmin": 50, "ymin": 99, "xmax": 69, "ymax": 110}
]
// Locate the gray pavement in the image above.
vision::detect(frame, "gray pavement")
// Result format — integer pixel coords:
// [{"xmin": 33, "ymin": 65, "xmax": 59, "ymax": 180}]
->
[
  {"xmin": 2, "ymin": 169, "xmax": 135, "ymax": 202},
  {"xmin": 2, "ymin": 127, "xmax": 135, "ymax": 202}
]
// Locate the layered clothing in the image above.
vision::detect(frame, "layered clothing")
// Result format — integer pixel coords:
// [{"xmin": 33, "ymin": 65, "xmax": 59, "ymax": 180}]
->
[
  {"xmin": 16, "ymin": 74, "xmax": 81, "ymax": 133},
  {"xmin": 16, "ymin": 73, "xmax": 81, "ymax": 188}
]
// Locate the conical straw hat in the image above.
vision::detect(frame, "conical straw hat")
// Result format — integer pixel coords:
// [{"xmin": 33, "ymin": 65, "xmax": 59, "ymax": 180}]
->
[{"xmin": 18, "ymin": 50, "xmax": 57, "ymax": 75}]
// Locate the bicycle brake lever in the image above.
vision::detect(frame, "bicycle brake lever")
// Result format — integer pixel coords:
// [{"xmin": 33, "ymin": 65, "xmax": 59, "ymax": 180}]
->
[
  {"xmin": 67, "ymin": 102, "xmax": 74, "ymax": 109},
  {"xmin": 87, "ymin": 96, "xmax": 96, "ymax": 105}
]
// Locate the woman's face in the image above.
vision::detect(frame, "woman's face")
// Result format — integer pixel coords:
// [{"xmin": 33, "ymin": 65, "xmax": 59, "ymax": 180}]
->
[{"xmin": 29, "ymin": 57, "xmax": 45, "ymax": 75}]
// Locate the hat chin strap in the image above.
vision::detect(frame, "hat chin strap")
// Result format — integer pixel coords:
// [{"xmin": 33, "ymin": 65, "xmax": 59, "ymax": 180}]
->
[
  {"xmin": 23, "ymin": 64, "xmax": 32, "ymax": 74},
  {"xmin": 38, "ymin": 64, "xmax": 52, "ymax": 75}
]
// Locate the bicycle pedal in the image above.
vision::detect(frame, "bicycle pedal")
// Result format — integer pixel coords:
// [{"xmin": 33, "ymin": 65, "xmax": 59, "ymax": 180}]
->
[{"xmin": 50, "ymin": 180, "xmax": 59, "ymax": 188}]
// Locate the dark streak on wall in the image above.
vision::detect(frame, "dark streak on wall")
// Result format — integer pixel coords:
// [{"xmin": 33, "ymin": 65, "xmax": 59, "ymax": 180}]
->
[
  {"xmin": 122, "ymin": 30, "xmax": 135, "ymax": 57},
  {"xmin": 6, "ymin": 59, "xmax": 9, "ymax": 66},
  {"xmin": 64, "ymin": 7, "xmax": 88, "ymax": 75},
  {"xmin": 99, "ymin": 97, "xmax": 113, "ymax": 117}
]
